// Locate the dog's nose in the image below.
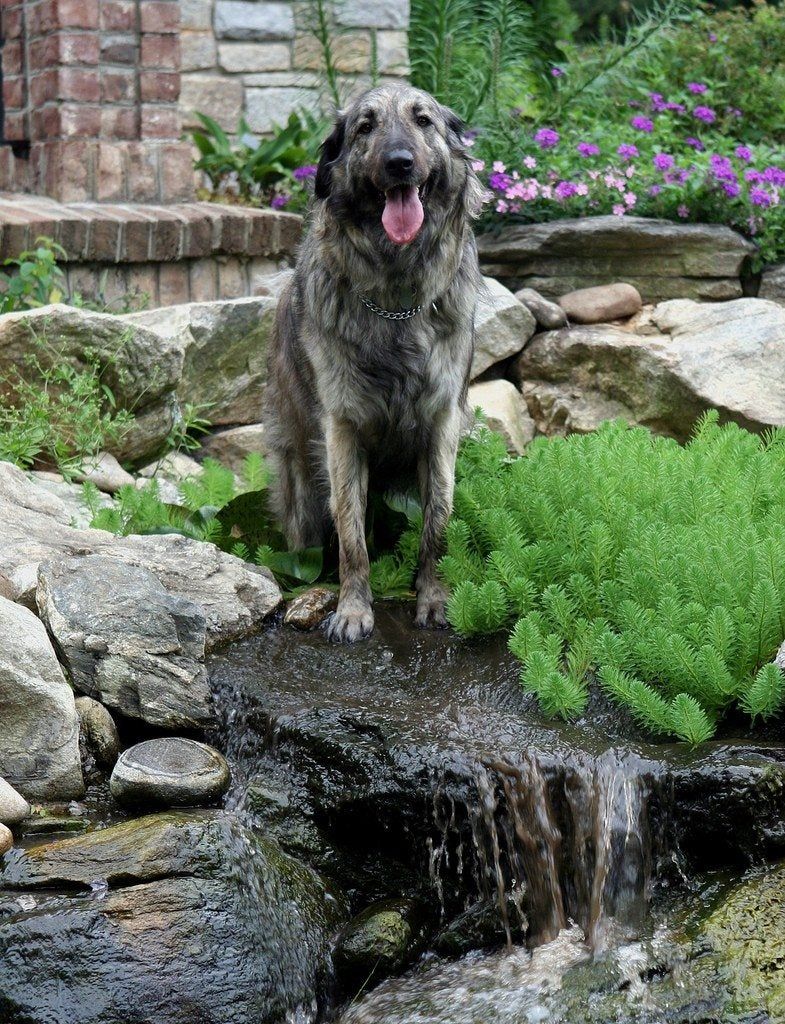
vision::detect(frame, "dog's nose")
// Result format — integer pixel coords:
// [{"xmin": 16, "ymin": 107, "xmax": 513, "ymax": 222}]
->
[{"xmin": 385, "ymin": 149, "xmax": 414, "ymax": 176}]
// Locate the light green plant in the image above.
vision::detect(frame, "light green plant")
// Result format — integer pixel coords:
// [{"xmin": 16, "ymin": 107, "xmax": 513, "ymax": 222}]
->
[
  {"xmin": 439, "ymin": 415, "xmax": 785, "ymax": 744},
  {"xmin": 0, "ymin": 236, "xmax": 67, "ymax": 313}
]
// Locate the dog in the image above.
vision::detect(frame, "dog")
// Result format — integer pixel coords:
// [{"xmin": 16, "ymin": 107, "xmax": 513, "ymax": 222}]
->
[{"xmin": 264, "ymin": 83, "xmax": 485, "ymax": 642}]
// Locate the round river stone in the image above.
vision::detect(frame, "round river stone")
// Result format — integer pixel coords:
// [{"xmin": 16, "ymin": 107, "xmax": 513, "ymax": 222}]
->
[{"xmin": 109, "ymin": 738, "xmax": 230, "ymax": 808}]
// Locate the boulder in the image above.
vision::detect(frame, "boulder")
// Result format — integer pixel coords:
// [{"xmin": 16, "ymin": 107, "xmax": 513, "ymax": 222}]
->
[
  {"xmin": 110, "ymin": 738, "xmax": 230, "ymax": 808},
  {"xmin": 38, "ymin": 555, "xmax": 213, "ymax": 730},
  {"xmin": 557, "ymin": 282, "xmax": 642, "ymax": 324},
  {"xmin": 73, "ymin": 451, "xmax": 135, "ymax": 493},
  {"xmin": 468, "ymin": 380, "xmax": 536, "ymax": 454},
  {"xmin": 123, "ymin": 295, "xmax": 276, "ymax": 427},
  {"xmin": 137, "ymin": 451, "xmax": 203, "ymax": 482},
  {"xmin": 0, "ymin": 778, "xmax": 30, "ymax": 828},
  {"xmin": 199, "ymin": 423, "xmax": 268, "ymax": 474},
  {"xmin": 759, "ymin": 262, "xmax": 785, "ymax": 305},
  {"xmin": 284, "ymin": 587, "xmax": 338, "ymax": 630},
  {"xmin": 0, "ymin": 462, "xmax": 282, "ymax": 645},
  {"xmin": 478, "ymin": 216, "xmax": 756, "ymax": 303},
  {"xmin": 29, "ymin": 470, "xmax": 113, "ymax": 529},
  {"xmin": 513, "ymin": 298, "xmax": 785, "ymax": 440},
  {"xmin": 0, "ymin": 811, "xmax": 344, "ymax": 1024},
  {"xmin": 471, "ymin": 276, "xmax": 536, "ymax": 379},
  {"xmin": 0, "ymin": 824, "xmax": 12, "ymax": 855},
  {"xmin": 74, "ymin": 696, "xmax": 121, "ymax": 772},
  {"xmin": 0, "ymin": 596, "xmax": 84, "ymax": 801},
  {"xmin": 0, "ymin": 304, "xmax": 181, "ymax": 462},
  {"xmin": 514, "ymin": 287, "xmax": 567, "ymax": 330}
]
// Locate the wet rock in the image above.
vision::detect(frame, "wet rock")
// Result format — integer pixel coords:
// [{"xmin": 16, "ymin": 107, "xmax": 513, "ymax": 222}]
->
[
  {"xmin": 0, "ymin": 779, "xmax": 30, "ymax": 828},
  {"xmin": 514, "ymin": 286, "xmax": 567, "ymax": 330},
  {"xmin": 468, "ymin": 379, "xmax": 536, "ymax": 454},
  {"xmin": 0, "ymin": 824, "xmax": 12, "ymax": 855},
  {"xmin": 73, "ymin": 451, "xmax": 135, "ymax": 493},
  {"xmin": 0, "ymin": 811, "xmax": 344, "ymax": 1024},
  {"xmin": 110, "ymin": 738, "xmax": 230, "ymax": 808},
  {"xmin": 0, "ymin": 461, "xmax": 282, "ymax": 644},
  {"xmin": 284, "ymin": 587, "xmax": 338, "ymax": 630},
  {"xmin": 701, "ymin": 863, "xmax": 785, "ymax": 1019},
  {"xmin": 432, "ymin": 896, "xmax": 527, "ymax": 956},
  {"xmin": 38, "ymin": 555, "xmax": 213, "ymax": 730},
  {"xmin": 335, "ymin": 898, "xmax": 425, "ymax": 986},
  {"xmin": 20, "ymin": 814, "xmax": 90, "ymax": 837},
  {"xmin": 513, "ymin": 298, "xmax": 785, "ymax": 440},
  {"xmin": 759, "ymin": 261, "xmax": 785, "ymax": 304},
  {"xmin": 74, "ymin": 696, "xmax": 121, "ymax": 772},
  {"xmin": 124, "ymin": 295, "xmax": 276, "ymax": 427},
  {"xmin": 557, "ymin": 282, "xmax": 642, "ymax": 324},
  {"xmin": 471, "ymin": 276, "xmax": 536, "ymax": 379},
  {"xmin": 200, "ymin": 423, "xmax": 268, "ymax": 474},
  {"xmin": 478, "ymin": 216, "xmax": 755, "ymax": 302},
  {"xmin": 0, "ymin": 596, "xmax": 84, "ymax": 802}
]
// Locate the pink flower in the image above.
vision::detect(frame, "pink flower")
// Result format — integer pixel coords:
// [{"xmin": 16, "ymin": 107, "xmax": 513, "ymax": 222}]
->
[
  {"xmin": 576, "ymin": 182, "xmax": 589, "ymax": 196},
  {"xmin": 523, "ymin": 155, "xmax": 537, "ymax": 169},
  {"xmin": 492, "ymin": 161, "xmax": 506, "ymax": 173},
  {"xmin": 612, "ymin": 204, "xmax": 626, "ymax": 217},
  {"xmin": 677, "ymin": 204, "xmax": 689, "ymax": 218},
  {"xmin": 471, "ymin": 159, "xmax": 485, "ymax": 172},
  {"xmin": 495, "ymin": 199, "xmax": 509, "ymax": 213},
  {"xmin": 624, "ymin": 192, "xmax": 637, "ymax": 207}
]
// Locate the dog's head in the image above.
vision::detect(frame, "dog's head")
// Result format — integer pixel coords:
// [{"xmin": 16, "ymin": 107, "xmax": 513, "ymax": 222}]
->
[{"xmin": 315, "ymin": 84, "xmax": 484, "ymax": 246}]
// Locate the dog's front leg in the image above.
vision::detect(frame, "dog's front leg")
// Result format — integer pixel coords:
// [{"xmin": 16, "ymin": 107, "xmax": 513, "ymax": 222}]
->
[
  {"xmin": 415, "ymin": 404, "xmax": 462, "ymax": 628},
  {"xmin": 325, "ymin": 415, "xmax": 374, "ymax": 643}
]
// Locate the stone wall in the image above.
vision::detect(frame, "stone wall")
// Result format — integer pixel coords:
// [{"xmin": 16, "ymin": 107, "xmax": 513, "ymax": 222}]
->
[{"xmin": 179, "ymin": 0, "xmax": 410, "ymax": 135}]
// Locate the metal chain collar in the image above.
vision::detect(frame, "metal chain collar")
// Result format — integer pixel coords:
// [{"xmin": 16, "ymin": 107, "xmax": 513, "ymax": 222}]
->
[{"xmin": 359, "ymin": 294, "xmax": 423, "ymax": 320}]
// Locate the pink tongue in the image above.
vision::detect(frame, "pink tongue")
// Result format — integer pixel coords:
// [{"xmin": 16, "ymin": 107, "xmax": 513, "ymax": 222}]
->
[{"xmin": 382, "ymin": 186, "xmax": 424, "ymax": 245}]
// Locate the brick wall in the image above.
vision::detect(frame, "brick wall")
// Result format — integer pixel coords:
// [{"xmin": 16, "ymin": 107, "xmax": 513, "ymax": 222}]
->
[
  {"xmin": 0, "ymin": 0, "xmax": 194, "ymax": 202},
  {"xmin": 179, "ymin": 0, "xmax": 410, "ymax": 136}
]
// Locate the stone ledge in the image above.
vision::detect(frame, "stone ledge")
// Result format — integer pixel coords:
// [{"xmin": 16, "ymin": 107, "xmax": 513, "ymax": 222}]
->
[{"xmin": 0, "ymin": 195, "xmax": 302, "ymax": 264}]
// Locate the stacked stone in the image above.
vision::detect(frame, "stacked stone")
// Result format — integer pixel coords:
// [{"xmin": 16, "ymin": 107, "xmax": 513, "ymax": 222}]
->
[
  {"xmin": 0, "ymin": 0, "xmax": 193, "ymax": 202},
  {"xmin": 180, "ymin": 0, "xmax": 410, "ymax": 135}
]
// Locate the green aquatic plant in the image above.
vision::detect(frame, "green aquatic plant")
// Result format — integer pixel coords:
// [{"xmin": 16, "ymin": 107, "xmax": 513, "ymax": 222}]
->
[{"xmin": 439, "ymin": 414, "xmax": 785, "ymax": 743}]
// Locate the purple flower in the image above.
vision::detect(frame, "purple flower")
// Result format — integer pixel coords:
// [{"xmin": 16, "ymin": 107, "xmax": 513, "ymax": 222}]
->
[
  {"xmin": 631, "ymin": 116, "xmax": 654, "ymax": 132},
  {"xmin": 293, "ymin": 164, "xmax": 317, "ymax": 180},
  {"xmin": 649, "ymin": 184, "xmax": 662, "ymax": 196},
  {"xmin": 653, "ymin": 152, "xmax": 675, "ymax": 171},
  {"xmin": 685, "ymin": 136, "xmax": 704, "ymax": 151},
  {"xmin": 649, "ymin": 92, "xmax": 667, "ymax": 112},
  {"xmin": 726, "ymin": 107, "xmax": 743, "ymax": 118},
  {"xmin": 551, "ymin": 66, "xmax": 564, "ymax": 78},
  {"xmin": 763, "ymin": 166, "xmax": 785, "ymax": 187},
  {"xmin": 617, "ymin": 143, "xmax": 639, "ymax": 160},
  {"xmin": 735, "ymin": 146, "xmax": 752, "ymax": 161},
  {"xmin": 577, "ymin": 142, "xmax": 600, "ymax": 157},
  {"xmin": 687, "ymin": 82, "xmax": 707, "ymax": 94},
  {"xmin": 693, "ymin": 106, "xmax": 716, "ymax": 124},
  {"xmin": 677, "ymin": 204, "xmax": 689, "ymax": 218},
  {"xmin": 745, "ymin": 168, "xmax": 764, "ymax": 183},
  {"xmin": 534, "ymin": 127, "xmax": 560, "ymax": 149},
  {"xmin": 709, "ymin": 154, "xmax": 735, "ymax": 181},
  {"xmin": 723, "ymin": 181, "xmax": 741, "ymax": 197},
  {"xmin": 271, "ymin": 194, "xmax": 290, "ymax": 209},
  {"xmin": 750, "ymin": 187, "xmax": 772, "ymax": 208},
  {"xmin": 664, "ymin": 102, "xmax": 686, "ymax": 113},
  {"xmin": 554, "ymin": 180, "xmax": 579, "ymax": 200},
  {"xmin": 709, "ymin": 32, "xmax": 717, "ymax": 42},
  {"xmin": 489, "ymin": 171, "xmax": 512, "ymax": 191}
]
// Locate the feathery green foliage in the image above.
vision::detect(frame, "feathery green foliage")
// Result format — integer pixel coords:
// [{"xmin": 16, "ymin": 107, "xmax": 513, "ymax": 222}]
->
[{"xmin": 441, "ymin": 416, "xmax": 785, "ymax": 743}]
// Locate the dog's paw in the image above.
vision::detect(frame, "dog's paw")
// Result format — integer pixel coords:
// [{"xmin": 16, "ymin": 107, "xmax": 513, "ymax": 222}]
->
[
  {"xmin": 415, "ymin": 587, "xmax": 449, "ymax": 629},
  {"xmin": 325, "ymin": 602, "xmax": 374, "ymax": 643}
]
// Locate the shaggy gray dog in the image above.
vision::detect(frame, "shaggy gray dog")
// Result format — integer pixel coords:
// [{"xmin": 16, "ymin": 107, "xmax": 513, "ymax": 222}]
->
[{"xmin": 264, "ymin": 83, "xmax": 485, "ymax": 642}]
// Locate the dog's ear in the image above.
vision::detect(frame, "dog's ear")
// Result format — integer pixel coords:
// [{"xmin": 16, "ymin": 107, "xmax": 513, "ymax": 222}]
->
[
  {"xmin": 315, "ymin": 116, "xmax": 346, "ymax": 200},
  {"xmin": 441, "ymin": 105, "xmax": 466, "ymax": 150}
]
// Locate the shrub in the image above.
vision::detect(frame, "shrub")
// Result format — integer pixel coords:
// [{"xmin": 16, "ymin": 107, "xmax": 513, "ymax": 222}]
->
[
  {"xmin": 0, "ymin": 237, "xmax": 67, "ymax": 313},
  {"xmin": 440, "ymin": 415, "xmax": 785, "ymax": 744}
]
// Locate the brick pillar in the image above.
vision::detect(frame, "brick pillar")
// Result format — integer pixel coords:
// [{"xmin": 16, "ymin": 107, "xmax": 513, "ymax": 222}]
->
[{"xmin": 0, "ymin": 0, "xmax": 194, "ymax": 202}]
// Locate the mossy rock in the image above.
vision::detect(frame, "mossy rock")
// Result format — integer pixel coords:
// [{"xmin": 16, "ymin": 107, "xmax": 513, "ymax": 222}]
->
[
  {"xmin": 334, "ymin": 897, "xmax": 426, "ymax": 988},
  {"xmin": 702, "ymin": 862, "xmax": 785, "ymax": 1019}
]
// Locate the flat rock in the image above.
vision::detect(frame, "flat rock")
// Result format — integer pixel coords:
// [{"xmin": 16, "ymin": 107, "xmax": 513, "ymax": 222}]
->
[
  {"xmin": 478, "ymin": 216, "xmax": 756, "ymax": 303},
  {"xmin": 0, "ymin": 462, "xmax": 282, "ymax": 645},
  {"xmin": 38, "ymin": 555, "xmax": 213, "ymax": 730},
  {"xmin": 467, "ymin": 379, "xmax": 535, "ymax": 454},
  {"xmin": 0, "ymin": 811, "xmax": 343, "ymax": 1024},
  {"xmin": 284, "ymin": 587, "xmax": 338, "ymax": 630},
  {"xmin": 74, "ymin": 696, "xmax": 121, "ymax": 773},
  {"xmin": 124, "ymin": 295, "xmax": 277, "ymax": 427},
  {"xmin": 199, "ymin": 423, "xmax": 268, "ymax": 474},
  {"xmin": 514, "ymin": 287, "xmax": 567, "ymax": 330},
  {"xmin": 471, "ymin": 276, "xmax": 536, "ymax": 379},
  {"xmin": 0, "ymin": 596, "xmax": 84, "ymax": 802},
  {"xmin": 557, "ymin": 282, "xmax": 642, "ymax": 324},
  {"xmin": 0, "ymin": 778, "xmax": 30, "ymax": 827},
  {"xmin": 109, "ymin": 739, "xmax": 230, "ymax": 808},
  {"xmin": 29, "ymin": 471, "xmax": 113, "ymax": 529},
  {"xmin": 513, "ymin": 298, "xmax": 785, "ymax": 440}
]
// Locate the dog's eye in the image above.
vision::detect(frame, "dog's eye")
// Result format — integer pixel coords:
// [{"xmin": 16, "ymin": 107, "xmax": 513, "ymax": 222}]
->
[
  {"xmin": 416, "ymin": 115, "xmax": 431, "ymax": 128},
  {"xmin": 357, "ymin": 122, "xmax": 373, "ymax": 135}
]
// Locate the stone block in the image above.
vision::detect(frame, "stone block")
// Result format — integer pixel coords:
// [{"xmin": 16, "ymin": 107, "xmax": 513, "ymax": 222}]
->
[
  {"xmin": 245, "ymin": 86, "xmax": 319, "ymax": 132},
  {"xmin": 214, "ymin": 1, "xmax": 295, "ymax": 41},
  {"xmin": 334, "ymin": 0, "xmax": 409, "ymax": 29},
  {"xmin": 180, "ymin": 73, "xmax": 243, "ymax": 129},
  {"xmin": 217, "ymin": 41, "xmax": 291, "ymax": 73},
  {"xmin": 181, "ymin": 31, "xmax": 218, "ymax": 71}
]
